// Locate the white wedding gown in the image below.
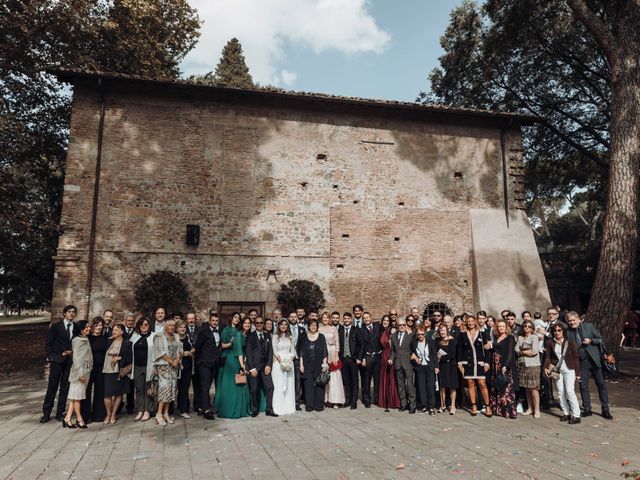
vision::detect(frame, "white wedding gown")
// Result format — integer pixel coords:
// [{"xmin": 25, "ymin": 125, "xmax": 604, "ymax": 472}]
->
[{"xmin": 272, "ymin": 335, "xmax": 296, "ymax": 415}]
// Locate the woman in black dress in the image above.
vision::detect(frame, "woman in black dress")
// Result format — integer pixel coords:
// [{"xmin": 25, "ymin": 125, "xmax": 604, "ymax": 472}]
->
[
  {"xmin": 176, "ymin": 320, "xmax": 195, "ymax": 418},
  {"xmin": 103, "ymin": 323, "xmax": 131, "ymax": 424},
  {"xmin": 129, "ymin": 316, "xmax": 155, "ymax": 421},
  {"xmin": 299, "ymin": 319, "xmax": 328, "ymax": 412},
  {"xmin": 436, "ymin": 323, "xmax": 458, "ymax": 414},
  {"xmin": 457, "ymin": 315, "xmax": 492, "ymax": 417},
  {"xmin": 489, "ymin": 319, "xmax": 518, "ymax": 419},
  {"xmin": 81, "ymin": 317, "xmax": 108, "ymax": 423}
]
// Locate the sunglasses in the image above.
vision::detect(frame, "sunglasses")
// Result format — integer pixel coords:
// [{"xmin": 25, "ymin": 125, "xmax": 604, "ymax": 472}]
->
[
  {"xmin": 417, "ymin": 333, "xmax": 425, "ymax": 337},
  {"xmin": 554, "ymin": 329, "xmax": 563, "ymax": 332}
]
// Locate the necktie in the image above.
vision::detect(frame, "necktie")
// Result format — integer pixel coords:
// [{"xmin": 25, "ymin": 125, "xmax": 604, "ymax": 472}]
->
[
  {"xmin": 368, "ymin": 325, "xmax": 372, "ymax": 332},
  {"xmin": 399, "ymin": 332, "xmax": 404, "ymax": 346},
  {"xmin": 345, "ymin": 328, "xmax": 351, "ymax": 357},
  {"xmin": 67, "ymin": 322, "xmax": 72, "ymax": 340}
]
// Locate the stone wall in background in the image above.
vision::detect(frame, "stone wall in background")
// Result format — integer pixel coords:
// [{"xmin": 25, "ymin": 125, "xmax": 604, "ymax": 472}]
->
[{"xmin": 52, "ymin": 81, "xmax": 532, "ymax": 321}]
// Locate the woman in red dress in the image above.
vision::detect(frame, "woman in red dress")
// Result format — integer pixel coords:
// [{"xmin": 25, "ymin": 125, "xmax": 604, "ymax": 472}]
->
[{"xmin": 378, "ymin": 315, "xmax": 401, "ymax": 411}]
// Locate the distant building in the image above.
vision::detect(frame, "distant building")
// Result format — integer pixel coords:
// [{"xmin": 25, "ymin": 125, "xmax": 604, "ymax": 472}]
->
[{"xmin": 49, "ymin": 68, "xmax": 550, "ymax": 322}]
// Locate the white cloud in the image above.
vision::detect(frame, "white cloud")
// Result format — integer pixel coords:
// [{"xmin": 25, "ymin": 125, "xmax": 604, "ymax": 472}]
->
[
  {"xmin": 279, "ymin": 69, "xmax": 298, "ymax": 86},
  {"xmin": 182, "ymin": 0, "xmax": 391, "ymax": 86}
]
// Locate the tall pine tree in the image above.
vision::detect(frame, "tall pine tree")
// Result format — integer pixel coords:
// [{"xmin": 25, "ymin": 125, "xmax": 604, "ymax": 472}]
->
[{"xmin": 191, "ymin": 38, "xmax": 254, "ymax": 88}]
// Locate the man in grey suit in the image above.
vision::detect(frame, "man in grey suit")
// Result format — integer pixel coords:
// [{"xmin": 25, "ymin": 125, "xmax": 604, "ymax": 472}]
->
[
  {"xmin": 566, "ymin": 311, "xmax": 613, "ymax": 420},
  {"xmin": 389, "ymin": 318, "xmax": 416, "ymax": 413}
]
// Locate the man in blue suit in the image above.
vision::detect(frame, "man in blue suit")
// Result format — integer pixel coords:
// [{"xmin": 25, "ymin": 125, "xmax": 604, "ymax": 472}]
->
[{"xmin": 566, "ymin": 311, "xmax": 613, "ymax": 420}]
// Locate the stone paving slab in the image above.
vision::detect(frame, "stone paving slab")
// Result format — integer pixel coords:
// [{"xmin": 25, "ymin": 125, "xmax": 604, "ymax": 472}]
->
[{"xmin": 0, "ymin": 372, "xmax": 638, "ymax": 480}]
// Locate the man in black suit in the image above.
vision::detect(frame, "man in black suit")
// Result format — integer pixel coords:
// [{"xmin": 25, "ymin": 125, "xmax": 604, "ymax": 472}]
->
[
  {"xmin": 186, "ymin": 312, "xmax": 201, "ymax": 412},
  {"xmin": 288, "ymin": 311, "xmax": 306, "ymax": 410},
  {"xmin": 103, "ymin": 309, "xmax": 114, "ymax": 338},
  {"xmin": 389, "ymin": 317, "xmax": 416, "ymax": 413},
  {"xmin": 566, "ymin": 311, "xmax": 613, "ymax": 419},
  {"xmin": 338, "ymin": 312, "xmax": 360, "ymax": 409},
  {"xmin": 41, "ymin": 304, "xmax": 79, "ymax": 423},
  {"xmin": 357, "ymin": 312, "xmax": 381, "ymax": 407},
  {"xmin": 245, "ymin": 316, "xmax": 277, "ymax": 417},
  {"xmin": 195, "ymin": 311, "xmax": 221, "ymax": 419}
]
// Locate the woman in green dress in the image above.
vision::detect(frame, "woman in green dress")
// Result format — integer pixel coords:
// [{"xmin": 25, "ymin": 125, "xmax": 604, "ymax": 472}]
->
[{"xmin": 215, "ymin": 314, "xmax": 251, "ymax": 418}]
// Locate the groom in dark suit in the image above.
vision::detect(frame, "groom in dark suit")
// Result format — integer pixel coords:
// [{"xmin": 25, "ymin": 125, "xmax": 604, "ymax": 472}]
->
[
  {"xmin": 357, "ymin": 312, "xmax": 381, "ymax": 407},
  {"xmin": 567, "ymin": 312, "xmax": 613, "ymax": 419},
  {"xmin": 246, "ymin": 317, "xmax": 278, "ymax": 417},
  {"xmin": 41, "ymin": 305, "xmax": 80, "ymax": 423}
]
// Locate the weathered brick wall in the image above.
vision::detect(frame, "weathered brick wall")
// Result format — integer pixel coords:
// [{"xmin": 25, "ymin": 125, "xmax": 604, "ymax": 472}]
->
[{"xmin": 52, "ymin": 81, "xmax": 524, "ymax": 321}]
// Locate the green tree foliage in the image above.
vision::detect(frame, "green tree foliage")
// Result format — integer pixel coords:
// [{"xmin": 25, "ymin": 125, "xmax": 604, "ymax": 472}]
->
[
  {"xmin": 424, "ymin": 0, "xmax": 640, "ymax": 349},
  {"xmin": 0, "ymin": 0, "xmax": 201, "ymax": 310},
  {"xmin": 276, "ymin": 280, "xmax": 326, "ymax": 316},
  {"xmin": 134, "ymin": 270, "xmax": 193, "ymax": 317},
  {"xmin": 189, "ymin": 37, "xmax": 254, "ymax": 88},
  {"xmin": 421, "ymin": 1, "xmax": 607, "ymax": 291}
]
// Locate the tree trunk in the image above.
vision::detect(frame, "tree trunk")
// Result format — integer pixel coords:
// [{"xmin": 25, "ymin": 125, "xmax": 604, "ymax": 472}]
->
[{"xmin": 586, "ymin": 5, "xmax": 640, "ymax": 354}]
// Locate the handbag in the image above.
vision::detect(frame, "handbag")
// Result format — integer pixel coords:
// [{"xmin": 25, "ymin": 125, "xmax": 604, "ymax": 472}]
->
[
  {"xmin": 315, "ymin": 370, "xmax": 330, "ymax": 387},
  {"xmin": 493, "ymin": 371, "xmax": 509, "ymax": 392},
  {"xmin": 147, "ymin": 374, "xmax": 158, "ymax": 397},
  {"xmin": 235, "ymin": 371, "xmax": 247, "ymax": 385},
  {"xmin": 546, "ymin": 341, "xmax": 568, "ymax": 381},
  {"xmin": 599, "ymin": 343, "xmax": 616, "ymax": 375}
]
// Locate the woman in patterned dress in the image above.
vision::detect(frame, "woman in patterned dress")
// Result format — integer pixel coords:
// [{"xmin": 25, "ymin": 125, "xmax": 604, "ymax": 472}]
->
[
  {"xmin": 152, "ymin": 319, "xmax": 183, "ymax": 426},
  {"xmin": 489, "ymin": 319, "xmax": 518, "ymax": 419}
]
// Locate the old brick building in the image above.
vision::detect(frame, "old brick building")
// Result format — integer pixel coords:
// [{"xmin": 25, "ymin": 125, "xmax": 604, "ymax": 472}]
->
[{"xmin": 50, "ymin": 69, "xmax": 551, "ymax": 322}]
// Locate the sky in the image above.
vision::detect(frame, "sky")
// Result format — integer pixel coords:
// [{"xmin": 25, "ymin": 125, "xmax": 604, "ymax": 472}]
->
[{"xmin": 180, "ymin": 0, "xmax": 465, "ymax": 102}]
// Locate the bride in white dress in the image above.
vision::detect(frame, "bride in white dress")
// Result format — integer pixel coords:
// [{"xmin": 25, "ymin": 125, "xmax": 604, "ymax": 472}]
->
[{"xmin": 271, "ymin": 319, "xmax": 296, "ymax": 415}]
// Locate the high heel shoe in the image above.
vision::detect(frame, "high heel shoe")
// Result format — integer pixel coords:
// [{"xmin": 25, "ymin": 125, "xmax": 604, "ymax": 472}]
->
[
  {"xmin": 470, "ymin": 404, "xmax": 477, "ymax": 416},
  {"xmin": 164, "ymin": 414, "xmax": 174, "ymax": 425},
  {"xmin": 62, "ymin": 420, "xmax": 76, "ymax": 429},
  {"xmin": 155, "ymin": 415, "xmax": 166, "ymax": 426},
  {"xmin": 485, "ymin": 406, "xmax": 493, "ymax": 418},
  {"xmin": 449, "ymin": 408, "xmax": 456, "ymax": 415},
  {"xmin": 77, "ymin": 421, "xmax": 88, "ymax": 429}
]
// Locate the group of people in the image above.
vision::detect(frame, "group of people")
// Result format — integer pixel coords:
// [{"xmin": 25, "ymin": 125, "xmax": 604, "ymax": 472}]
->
[{"xmin": 40, "ymin": 303, "xmax": 614, "ymax": 429}]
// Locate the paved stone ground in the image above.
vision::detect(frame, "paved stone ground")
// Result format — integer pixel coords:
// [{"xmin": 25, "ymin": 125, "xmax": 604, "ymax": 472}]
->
[{"xmin": 1, "ymin": 357, "xmax": 639, "ymax": 480}]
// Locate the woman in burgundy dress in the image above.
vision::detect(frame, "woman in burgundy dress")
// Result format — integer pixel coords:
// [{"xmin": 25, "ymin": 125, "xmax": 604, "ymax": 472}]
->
[{"xmin": 378, "ymin": 315, "xmax": 400, "ymax": 411}]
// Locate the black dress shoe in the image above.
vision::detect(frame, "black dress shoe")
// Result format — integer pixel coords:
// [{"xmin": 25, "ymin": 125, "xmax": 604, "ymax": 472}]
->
[
  {"xmin": 295, "ymin": 405, "xmax": 302, "ymax": 411},
  {"xmin": 384, "ymin": 408, "xmax": 389, "ymax": 412},
  {"xmin": 409, "ymin": 409, "xmax": 416, "ymax": 414},
  {"xmin": 266, "ymin": 411, "xmax": 279, "ymax": 417},
  {"xmin": 55, "ymin": 414, "xmax": 64, "ymax": 422},
  {"xmin": 602, "ymin": 410, "xmax": 613, "ymax": 420},
  {"xmin": 39, "ymin": 415, "xmax": 50, "ymax": 423},
  {"xmin": 568, "ymin": 416, "xmax": 581, "ymax": 424},
  {"xmin": 581, "ymin": 409, "xmax": 593, "ymax": 417},
  {"xmin": 350, "ymin": 405, "xmax": 357, "ymax": 410},
  {"xmin": 251, "ymin": 412, "xmax": 259, "ymax": 417},
  {"xmin": 365, "ymin": 403, "xmax": 371, "ymax": 408},
  {"xmin": 399, "ymin": 406, "xmax": 406, "ymax": 412},
  {"xmin": 203, "ymin": 411, "xmax": 215, "ymax": 420},
  {"xmin": 559, "ymin": 415, "xmax": 570, "ymax": 422}
]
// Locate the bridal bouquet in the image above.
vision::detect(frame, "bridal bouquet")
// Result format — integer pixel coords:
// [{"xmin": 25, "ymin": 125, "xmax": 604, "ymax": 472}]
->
[{"xmin": 280, "ymin": 359, "xmax": 293, "ymax": 372}]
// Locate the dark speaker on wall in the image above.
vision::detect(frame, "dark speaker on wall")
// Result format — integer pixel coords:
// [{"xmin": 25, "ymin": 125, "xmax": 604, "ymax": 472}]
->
[{"xmin": 186, "ymin": 224, "xmax": 200, "ymax": 246}]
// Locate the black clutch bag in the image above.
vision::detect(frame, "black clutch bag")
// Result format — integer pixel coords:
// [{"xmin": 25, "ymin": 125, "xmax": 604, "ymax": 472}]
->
[{"xmin": 315, "ymin": 370, "xmax": 330, "ymax": 386}]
